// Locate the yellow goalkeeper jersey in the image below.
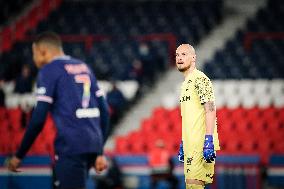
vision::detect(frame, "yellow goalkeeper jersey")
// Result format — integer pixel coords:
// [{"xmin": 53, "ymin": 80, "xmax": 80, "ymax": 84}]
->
[{"xmin": 179, "ymin": 69, "xmax": 220, "ymax": 154}]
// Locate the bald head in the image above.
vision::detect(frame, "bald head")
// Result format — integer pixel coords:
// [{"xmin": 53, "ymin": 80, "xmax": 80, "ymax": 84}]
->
[
  {"xmin": 176, "ymin": 44, "xmax": 196, "ymax": 74},
  {"xmin": 177, "ymin": 44, "xmax": 196, "ymax": 55}
]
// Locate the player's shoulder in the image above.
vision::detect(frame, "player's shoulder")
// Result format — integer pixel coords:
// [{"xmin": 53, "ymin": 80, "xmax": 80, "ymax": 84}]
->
[
  {"xmin": 194, "ymin": 69, "xmax": 211, "ymax": 81},
  {"xmin": 40, "ymin": 62, "xmax": 57, "ymax": 73},
  {"xmin": 40, "ymin": 56, "xmax": 73, "ymax": 76},
  {"xmin": 193, "ymin": 70, "xmax": 213, "ymax": 90}
]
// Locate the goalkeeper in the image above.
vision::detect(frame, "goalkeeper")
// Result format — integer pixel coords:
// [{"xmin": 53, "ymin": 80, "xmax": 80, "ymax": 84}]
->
[{"xmin": 176, "ymin": 44, "xmax": 220, "ymax": 189}]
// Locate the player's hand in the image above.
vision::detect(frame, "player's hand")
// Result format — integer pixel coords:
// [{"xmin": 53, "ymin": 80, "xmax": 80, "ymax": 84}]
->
[
  {"xmin": 94, "ymin": 155, "xmax": 108, "ymax": 174},
  {"xmin": 6, "ymin": 156, "xmax": 22, "ymax": 172},
  {"xmin": 178, "ymin": 141, "xmax": 184, "ymax": 163},
  {"xmin": 203, "ymin": 135, "xmax": 216, "ymax": 163}
]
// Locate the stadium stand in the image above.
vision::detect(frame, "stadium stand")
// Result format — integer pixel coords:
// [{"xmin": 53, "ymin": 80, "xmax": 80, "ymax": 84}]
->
[
  {"xmin": 0, "ymin": 0, "xmax": 33, "ymax": 26},
  {"xmin": 0, "ymin": 0, "xmax": 62, "ymax": 53},
  {"xmin": 0, "ymin": 0, "xmax": 224, "ymax": 153},
  {"xmin": 0, "ymin": 0, "xmax": 223, "ymax": 81},
  {"xmin": 114, "ymin": 106, "xmax": 284, "ymax": 163},
  {"xmin": 203, "ymin": 0, "xmax": 284, "ymax": 79}
]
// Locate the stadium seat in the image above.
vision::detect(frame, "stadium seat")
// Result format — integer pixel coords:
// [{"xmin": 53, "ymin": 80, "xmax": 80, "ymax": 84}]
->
[
  {"xmin": 269, "ymin": 80, "xmax": 284, "ymax": 97},
  {"xmin": 115, "ymin": 136, "xmax": 130, "ymax": 154},
  {"xmin": 130, "ymin": 139, "xmax": 146, "ymax": 154},
  {"xmin": 203, "ymin": 0, "xmax": 284, "ymax": 80},
  {"xmin": 273, "ymin": 95, "xmax": 284, "ymax": 108},
  {"xmin": 0, "ymin": 107, "xmax": 7, "ymax": 121},
  {"xmin": 113, "ymin": 103, "xmax": 283, "ymax": 165},
  {"xmin": 253, "ymin": 80, "xmax": 269, "ymax": 95},
  {"xmin": 256, "ymin": 93, "xmax": 273, "ymax": 107},
  {"xmin": 7, "ymin": 108, "xmax": 22, "ymax": 131}
]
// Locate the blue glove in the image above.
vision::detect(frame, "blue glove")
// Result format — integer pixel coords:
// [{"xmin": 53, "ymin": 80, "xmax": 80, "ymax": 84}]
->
[
  {"xmin": 178, "ymin": 141, "xmax": 184, "ymax": 163},
  {"xmin": 203, "ymin": 135, "xmax": 216, "ymax": 163}
]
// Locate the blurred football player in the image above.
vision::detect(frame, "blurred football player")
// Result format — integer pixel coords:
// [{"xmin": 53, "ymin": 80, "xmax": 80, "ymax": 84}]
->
[
  {"xmin": 176, "ymin": 44, "xmax": 220, "ymax": 189},
  {"xmin": 7, "ymin": 31, "xmax": 110, "ymax": 189}
]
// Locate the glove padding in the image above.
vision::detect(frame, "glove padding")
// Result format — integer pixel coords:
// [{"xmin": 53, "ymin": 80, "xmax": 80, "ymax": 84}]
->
[
  {"xmin": 203, "ymin": 135, "xmax": 216, "ymax": 163},
  {"xmin": 178, "ymin": 141, "xmax": 184, "ymax": 163}
]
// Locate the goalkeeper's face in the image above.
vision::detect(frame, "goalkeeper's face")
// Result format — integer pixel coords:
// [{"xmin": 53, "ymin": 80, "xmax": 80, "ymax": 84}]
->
[
  {"xmin": 175, "ymin": 44, "xmax": 196, "ymax": 72},
  {"xmin": 32, "ymin": 43, "xmax": 47, "ymax": 68}
]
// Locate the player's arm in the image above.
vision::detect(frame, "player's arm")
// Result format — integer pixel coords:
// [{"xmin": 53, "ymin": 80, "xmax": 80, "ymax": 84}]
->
[
  {"xmin": 7, "ymin": 65, "xmax": 58, "ymax": 172},
  {"xmin": 195, "ymin": 76, "xmax": 216, "ymax": 163},
  {"xmin": 89, "ymin": 70, "xmax": 110, "ymax": 146},
  {"xmin": 95, "ymin": 91, "xmax": 110, "ymax": 173},
  {"xmin": 204, "ymin": 101, "xmax": 216, "ymax": 135},
  {"xmin": 89, "ymin": 72, "xmax": 109, "ymax": 173},
  {"xmin": 96, "ymin": 94, "xmax": 110, "ymax": 145},
  {"xmin": 203, "ymin": 101, "xmax": 217, "ymax": 163},
  {"xmin": 7, "ymin": 101, "xmax": 50, "ymax": 172}
]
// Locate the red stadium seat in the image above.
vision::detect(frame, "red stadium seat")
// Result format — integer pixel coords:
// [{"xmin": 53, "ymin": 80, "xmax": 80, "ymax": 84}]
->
[
  {"xmin": 171, "ymin": 117, "xmax": 182, "ymax": 130},
  {"xmin": 128, "ymin": 131, "xmax": 140, "ymax": 142},
  {"xmin": 225, "ymin": 138, "xmax": 241, "ymax": 153},
  {"xmin": 265, "ymin": 119, "xmax": 280, "ymax": 132},
  {"xmin": 113, "ymin": 106, "xmax": 283, "ymax": 161},
  {"xmin": 241, "ymin": 137, "xmax": 258, "ymax": 153},
  {"xmin": 27, "ymin": 6, "xmax": 41, "ymax": 28},
  {"xmin": 0, "ymin": 119, "xmax": 9, "ymax": 132},
  {"xmin": 275, "ymin": 140, "xmax": 284, "ymax": 153},
  {"xmin": 248, "ymin": 118, "xmax": 266, "ymax": 134},
  {"xmin": 163, "ymin": 137, "xmax": 179, "ymax": 155},
  {"xmin": 115, "ymin": 136, "xmax": 130, "ymax": 154},
  {"xmin": 129, "ymin": 139, "xmax": 146, "ymax": 154},
  {"xmin": 0, "ymin": 132, "xmax": 12, "ymax": 154},
  {"xmin": 263, "ymin": 107, "xmax": 278, "ymax": 120},
  {"xmin": 246, "ymin": 107, "xmax": 261, "ymax": 122},
  {"xmin": 217, "ymin": 107, "xmax": 230, "ymax": 119},
  {"xmin": 15, "ymin": 17, "xmax": 28, "ymax": 40},
  {"xmin": 148, "ymin": 147, "xmax": 171, "ymax": 168},
  {"xmin": 234, "ymin": 118, "xmax": 249, "ymax": 133},
  {"xmin": 152, "ymin": 107, "xmax": 166, "ymax": 117},
  {"xmin": 141, "ymin": 118, "xmax": 155, "ymax": 133},
  {"xmin": 0, "ymin": 107, "xmax": 7, "ymax": 121},
  {"xmin": 1, "ymin": 27, "xmax": 13, "ymax": 52},
  {"xmin": 30, "ymin": 142, "xmax": 49, "ymax": 155},
  {"xmin": 156, "ymin": 121, "xmax": 171, "ymax": 133},
  {"xmin": 7, "ymin": 108, "xmax": 23, "ymax": 131},
  {"xmin": 218, "ymin": 118, "xmax": 234, "ymax": 133},
  {"xmin": 231, "ymin": 107, "xmax": 246, "ymax": 121}
]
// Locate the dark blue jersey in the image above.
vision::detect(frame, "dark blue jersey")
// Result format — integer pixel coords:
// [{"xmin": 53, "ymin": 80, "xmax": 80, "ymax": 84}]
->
[{"xmin": 36, "ymin": 55, "xmax": 104, "ymax": 155}]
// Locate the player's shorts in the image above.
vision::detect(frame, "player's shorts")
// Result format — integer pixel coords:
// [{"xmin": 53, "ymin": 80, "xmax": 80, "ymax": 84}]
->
[
  {"xmin": 184, "ymin": 151, "xmax": 215, "ymax": 184},
  {"xmin": 53, "ymin": 153, "xmax": 98, "ymax": 189}
]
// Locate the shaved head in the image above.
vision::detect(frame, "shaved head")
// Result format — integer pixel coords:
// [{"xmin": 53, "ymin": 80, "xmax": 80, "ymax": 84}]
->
[
  {"xmin": 177, "ymin": 44, "xmax": 196, "ymax": 55},
  {"xmin": 176, "ymin": 44, "xmax": 196, "ymax": 74}
]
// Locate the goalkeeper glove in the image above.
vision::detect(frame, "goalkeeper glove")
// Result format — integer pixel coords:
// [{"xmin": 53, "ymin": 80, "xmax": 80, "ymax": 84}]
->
[
  {"xmin": 178, "ymin": 141, "xmax": 184, "ymax": 163},
  {"xmin": 203, "ymin": 135, "xmax": 216, "ymax": 163}
]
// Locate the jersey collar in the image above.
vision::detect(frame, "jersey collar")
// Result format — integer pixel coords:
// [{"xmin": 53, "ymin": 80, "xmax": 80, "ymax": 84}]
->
[
  {"xmin": 51, "ymin": 55, "xmax": 71, "ymax": 62},
  {"xmin": 184, "ymin": 68, "xmax": 197, "ymax": 83}
]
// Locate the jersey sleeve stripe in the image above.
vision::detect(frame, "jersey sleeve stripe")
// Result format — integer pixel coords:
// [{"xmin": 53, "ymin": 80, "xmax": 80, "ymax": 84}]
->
[
  {"xmin": 36, "ymin": 95, "xmax": 53, "ymax": 104},
  {"xmin": 96, "ymin": 89, "xmax": 104, "ymax": 97}
]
